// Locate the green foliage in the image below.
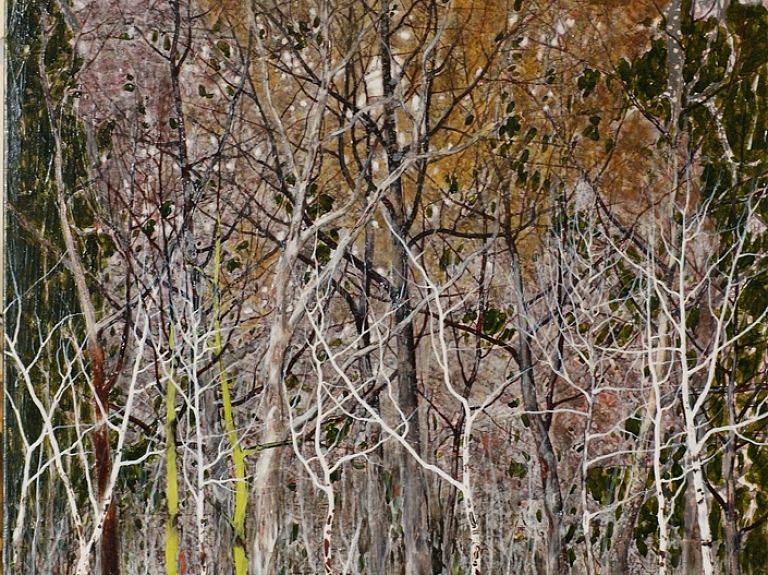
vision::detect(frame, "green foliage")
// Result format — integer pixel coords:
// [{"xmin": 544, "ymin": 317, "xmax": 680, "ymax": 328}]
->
[
  {"xmin": 727, "ymin": 3, "xmax": 768, "ymax": 76},
  {"xmin": 216, "ymin": 40, "xmax": 231, "ymax": 58},
  {"xmin": 634, "ymin": 497, "xmax": 658, "ymax": 558},
  {"xmin": 97, "ymin": 119, "xmax": 116, "ymax": 151},
  {"xmin": 226, "ymin": 258, "xmax": 242, "ymax": 273},
  {"xmin": 508, "ymin": 460, "xmax": 528, "ymax": 479},
  {"xmin": 498, "ymin": 114, "xmax": 522, "ymax": 140},
  {"xmin": 617, "ymin": 38, "xmax": 670, "ymax": 120},
  {"xmin": 582, "ymin": 115, "xmax": 601, "ymax": 142},
  {"xmin": 324, "ymin": 417, "xmax": 352, "ymax": 449},
  {"xmin": 623, "ymin": 414, "xmax": 641, "ymax": 438},
  {"xmin": 684, "ymin": 25, "xmax": 730, "ymax": 95},
  {"xmin": 745, "ymin": 444, "xmax": 768, "ymax": 518},
  {"xmin": 577, "ymin": 68, "xmax": 601, "ymax": 98},
  {"xmin": 744, "ymin": 526, "xmax": 768, "ymax": 574},
  {"xmin": 631, "ymin": 39, "xmax": 668, "ymax": 101},
  {"xmin": 586, "ymin": 467, "xmax": 621, "ymax": 506},
  {"xmin": 284, "ymin": 18, "xmax": 323, "ymax": 52},
  {"xmin": 482, "ymin": 308, "xmax": 507, "ymax": 335},
  {"xmin": 307, "ymin": 192, "xmax": 335, "ymax": 220},
  {"xmin": 383, "ymin": 470, "xmax": 395, "ymax": 504},
  {"xmin": 313, "ymin": 241, "xmax": 332, "ymax": 265}
]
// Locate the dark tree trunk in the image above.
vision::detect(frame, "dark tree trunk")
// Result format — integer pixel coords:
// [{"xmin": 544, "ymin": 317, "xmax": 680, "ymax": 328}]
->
[
  {"xmin": 379, "ymin": 1, "xmax": 432, "ymax": 573},
  {"xmin": 722, "ymin": 377, "xmax": 742, "ymax": 575},
  {"xmin": 605, "ymin": 405, "xmax": 654, "ymax": 575},
  {"xmin": 510, "ymin": 252, "xmax": 565, "ymax": 575}
]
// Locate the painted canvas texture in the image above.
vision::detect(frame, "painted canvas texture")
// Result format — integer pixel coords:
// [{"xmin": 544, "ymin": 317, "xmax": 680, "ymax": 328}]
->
[{"xmin": 6, "ymin": 1, "xmax": 768, "ymax": 574}]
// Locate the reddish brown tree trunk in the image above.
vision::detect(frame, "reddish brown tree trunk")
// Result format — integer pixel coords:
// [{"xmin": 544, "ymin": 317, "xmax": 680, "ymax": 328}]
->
[
  {"xmin": 92, "ymin": 351, "xmax": 120, "ymax": 575},
  {"xmin": 46, "ymin": 40, "xmax": 121, "ymax": 571}
]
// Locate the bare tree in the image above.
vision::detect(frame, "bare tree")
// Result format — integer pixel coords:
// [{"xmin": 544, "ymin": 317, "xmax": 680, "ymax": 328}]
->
[{"xmin": 6, "ymin": 276, "xmax": 156, "ymax": 575}]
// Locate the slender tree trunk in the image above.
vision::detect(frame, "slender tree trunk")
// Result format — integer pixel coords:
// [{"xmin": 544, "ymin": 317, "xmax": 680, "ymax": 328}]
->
[
  {"xmin": 45, "ymin": 49, "xmax": 120, "ymax": 572},
  {"xmin": 684, "ymin": 451, "xmax": 716, "ymax": 575},
  {"xmin": 681, "ymin": 324, "xmax": 715, "ymax": 575},
  {"xmin": 395, "ymin": 316, "xmax": 432, "ymax": 575},
  {"xmin": 252, "ymin": 321, "xmax": 289, "ymax": 575},
  {"xmin": 390, "ymin": 220, "xmax": 432, "ymax": 575},
  {"xmin": 722, "ymin": 444, "xmax": 742, "ymax": 575},
  {"xmin": 510, "ymin": 252, "xmax": 564, "ymax": 575},
  {"xmin": 252, "ymin": 230, "xmax": 302, "ymax": 575},
  {"xmin": 441, "ymin": 428, "xmax": 462, "ymax": 575},
  {"xmin": 60, "ymin": 161, "xmax": 119, "ymax": 575},
  {"xmin": 93, "ymin": 361, "xmax": 120, "ymax": 575},
  {"xmin": 681, "ymin": 476, "xmax": 702, "ymax": 574},
  {"xmin": 678, "ymin": 341, "xmax": 715, "ymax": 573},
  {"xmin": 718, "ymin": 333, "xmax": 742, "ymax": 575},
  {"xmin": 605, "ymin": 417, "xmax": 651, "ymax": 574},
  {"xmin": 364, "ymin": 449, "xmax": 388, "ymax": 575},
  {"xmin": 722, "ymin": 375, "xmax": 743, "ymax": 575},
  {"xmin": 379, "ymin": 2, "xmax": 432, "ymax": 573},
  {"xmin": 358, "ymin": 224, "xmax": 388, "ymax": 575}
]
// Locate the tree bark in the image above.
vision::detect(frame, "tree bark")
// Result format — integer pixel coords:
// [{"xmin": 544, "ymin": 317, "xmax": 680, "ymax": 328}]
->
[
  {"xmin": 510, "ymin": 251, "xmax": 565, "ymax": 575},
  {"xmin": 46, "ymin": 50, "xmax": 120, "ymax": 573},
  {"xmin": 252, "ymin": 304, "xmax": 290, "ymax": 575},
  {"xmin": 359, "ymin": 224, "xmax": 388, "ymax": 575},
  {"xmin": 379, "ymin": 2, "xmax": 432, "ymax": 573},
  {"xmin": 605, "ymin": 370, "xmax": 661, "ymax": 575},
  {"xmin": 722, "ymin": 371, "xmax": 742, "ymax": 575},
  {"xmin": 681, "ymin": 476, "xmax": 703, "ymax": 575},
  {"xmin": 388, "ymin": 191, "xmax": 432, "ymax": 575}
]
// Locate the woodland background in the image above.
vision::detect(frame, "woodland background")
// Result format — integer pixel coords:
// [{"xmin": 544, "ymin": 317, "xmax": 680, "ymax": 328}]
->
[{"xmin": 6, "ymin": 0, "xmax": 768, "ymax": 574}]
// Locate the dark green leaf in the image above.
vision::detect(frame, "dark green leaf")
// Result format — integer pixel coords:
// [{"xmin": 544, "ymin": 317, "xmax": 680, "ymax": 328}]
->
[
  {"xmin": 508, "ymin": 460, "xmax": 528, "ymax": 479},
  {"xmin": 482, "ymin": 308, "xmax": 507, "ymax": 335},
  {"xmin": 217, "ymin": 40, "xmax": 231, "ymax": 58},
  {"xmin": 160, "ymin": 201, "xmax": 173, "ymax": 219},
  {"xmin": 577, "ymin": 68, "xmax": 601, "ymax": 98}
]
